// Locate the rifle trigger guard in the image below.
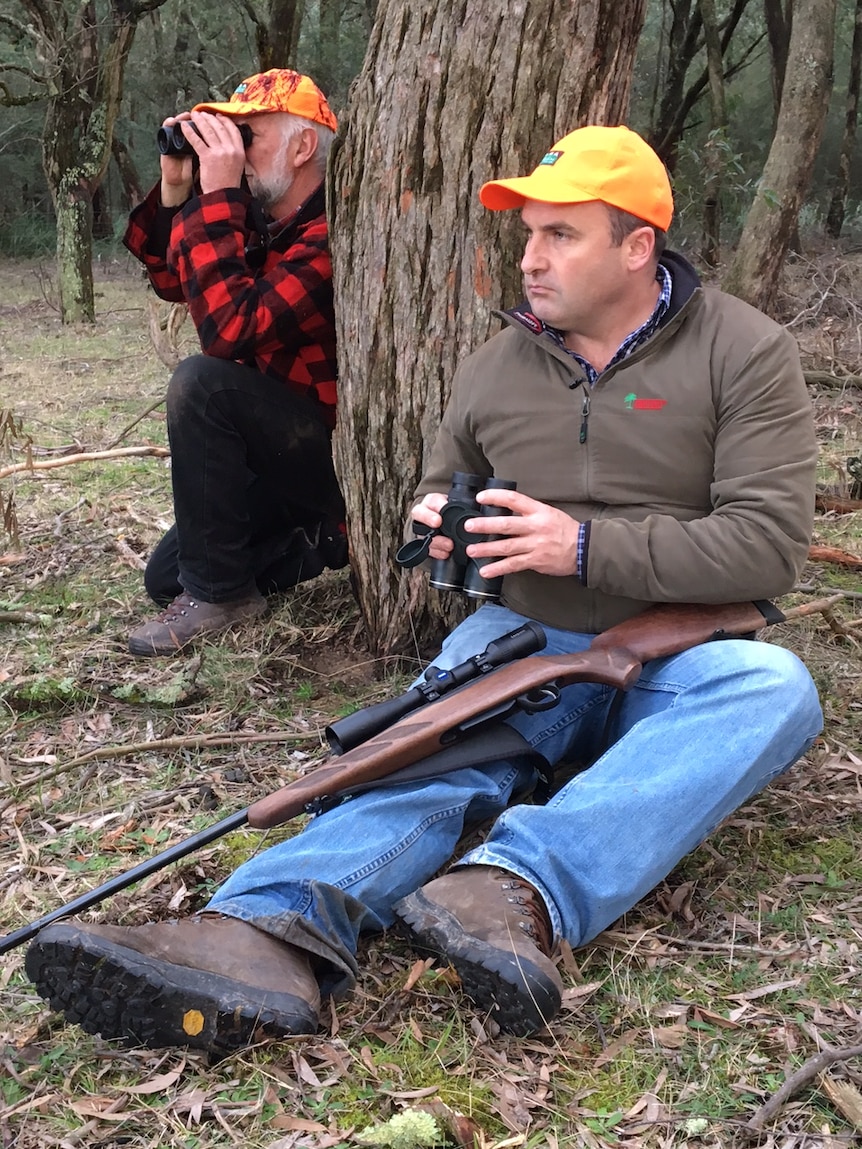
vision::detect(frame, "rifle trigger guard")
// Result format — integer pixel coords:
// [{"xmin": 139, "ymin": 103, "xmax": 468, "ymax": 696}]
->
[{"xmin": 515, "ymin": 684, "xmax": 561, "ymax": 713}]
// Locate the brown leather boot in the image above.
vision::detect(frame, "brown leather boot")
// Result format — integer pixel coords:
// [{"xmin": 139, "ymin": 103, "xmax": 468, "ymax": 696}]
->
[
  {"xmin": 25, "ymin": 915, "xmax": 320, "ymax": 1054},
  {"xmin": 128, "ymin": 590, "xmax": 266, "ymax": 656},
  {"xmin": 394, "ymin": 865, "xmax": 563, "ymax": 1036}
]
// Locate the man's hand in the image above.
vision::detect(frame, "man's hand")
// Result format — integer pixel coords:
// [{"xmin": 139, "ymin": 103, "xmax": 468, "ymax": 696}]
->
[
  {"xmin": 159, "ymin": 112, "xmax": 247, "ymax": 205},
  {"xmin": 158, "ymin": 114, "xmax": 196, "ymax": 207},
  {"xmin": 464, "ymin": 488, "xmax": 582, "ymax": 578},
  {"xmin": 411, "ymin": 493, "xmax": 454, "ymax": 560}
]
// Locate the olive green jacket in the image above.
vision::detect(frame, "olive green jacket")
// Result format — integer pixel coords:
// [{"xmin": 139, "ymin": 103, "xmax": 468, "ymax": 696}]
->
[{"xmin": 414, "ymin": 252, "xmax": 817, "ymax": 634}]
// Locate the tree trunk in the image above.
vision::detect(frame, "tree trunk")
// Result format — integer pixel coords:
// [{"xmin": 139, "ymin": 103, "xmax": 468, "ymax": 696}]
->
[
  {"xmin": 722, "ymin": 0, "xmax": 836, "ymax": 314},
  {"xmin": 649, "ymin": 0, "xmax": 754, "ymax": 171},
  {"xmin": 112, "ymin": 136, "xmax": 145, "ymax": 211},
  {"xmin": 329, "ymin": 0, "xmax": 647, "ymax": 659},
  {"xmin": 256, "ymin": 0, "xmax": 305, "ymax": 69},
  {"xmin": 763, "ymin": 0, "xmax": 792, "ymax": 120},
  {"xmin": 825, "ymin": 0, "xmax": 862, "ymax": 238},
  {"xmin": 22, "ymin": 0, "xmax": 170, "ymax": 324},
  {"xmin": 700, "ymin": 0, "xmax": 727, "ymax": 267}
]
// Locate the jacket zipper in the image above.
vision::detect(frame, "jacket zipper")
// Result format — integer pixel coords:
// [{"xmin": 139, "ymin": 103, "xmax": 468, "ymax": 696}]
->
[{"xmin": 579, "ymin": 387, "xmax": 591, "ymax": 444}]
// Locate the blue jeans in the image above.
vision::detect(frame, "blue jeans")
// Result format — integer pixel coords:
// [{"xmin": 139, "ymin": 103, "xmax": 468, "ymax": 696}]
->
[{"xmin": 208, "ymin": 603, "xmax": 823, "ymax": 995}]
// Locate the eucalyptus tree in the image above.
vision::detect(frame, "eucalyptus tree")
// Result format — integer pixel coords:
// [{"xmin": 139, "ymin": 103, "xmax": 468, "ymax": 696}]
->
[
  {"xmin": 329, "ymin": 0, "xmax": 648, "ymax": 657},
  {"xmin": 0, "ymin": 0, "xmax": 170, "ymax": 324},
  {"xmin": 723, "ymin": 0, "xmax": 837, "ymax": 312}
]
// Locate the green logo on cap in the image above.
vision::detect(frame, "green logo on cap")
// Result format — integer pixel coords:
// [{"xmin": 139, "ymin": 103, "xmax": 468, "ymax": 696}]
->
[{"xmin": 539, "ymin": 150, "xmax": 563, "ymax": 166}]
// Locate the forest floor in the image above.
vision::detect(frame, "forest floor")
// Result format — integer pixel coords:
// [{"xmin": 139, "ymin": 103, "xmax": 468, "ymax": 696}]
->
[{"xmin": 0, "ymin": 247, "xmax": 861, "ymax": 1149}]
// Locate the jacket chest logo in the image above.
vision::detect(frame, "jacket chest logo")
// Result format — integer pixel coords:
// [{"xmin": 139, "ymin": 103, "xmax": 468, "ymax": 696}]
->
[{"xmin": 624, "ymin": 392, "xmax": 667, "ymax": 411}]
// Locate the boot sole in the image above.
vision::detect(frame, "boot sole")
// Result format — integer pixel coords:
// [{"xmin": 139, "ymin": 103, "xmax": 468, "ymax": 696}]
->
[
  {"xmin": 26, "ymin": 923, "xmax": 318, "ymax": 1055},
  {"xmin": 394, "ymin": 890, "xmax": 562, "ymax": 1037}
]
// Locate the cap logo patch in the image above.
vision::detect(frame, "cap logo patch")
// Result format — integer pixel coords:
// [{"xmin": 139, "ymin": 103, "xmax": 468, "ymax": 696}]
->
[
  {"xmin": 234, "ymin": 82, "xmax": 248, "ymax": 94},
  {"xmin": 539, "ymin": 150, "xmax": 563, "ymax": 166}
]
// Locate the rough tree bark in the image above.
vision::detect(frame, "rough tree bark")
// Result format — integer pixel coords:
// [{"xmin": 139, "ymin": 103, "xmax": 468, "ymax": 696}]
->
[
  {"xmin": 329, "ymin": 0, "xmax": 647, "ymax": 659},
  {"xmin": 722, "ymin": 0, "xmax": 836, "ymax": 314},
  {"xmin": 825, "ymin": 0, "xmax": 862, "ymax": 237}
]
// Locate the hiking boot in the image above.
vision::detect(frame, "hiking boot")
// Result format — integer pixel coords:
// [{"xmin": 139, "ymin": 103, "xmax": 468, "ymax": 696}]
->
[
  {"xmin": 394, "ymin": 865, "xmax": 562, "ymax": 1036},
  {"xmin": 128, "ymin": 590, "xmax": 266, "ymax": 656},
  {"xmin": 25, "ymin": 914, "xmax": 320, "ymax": 1054}
]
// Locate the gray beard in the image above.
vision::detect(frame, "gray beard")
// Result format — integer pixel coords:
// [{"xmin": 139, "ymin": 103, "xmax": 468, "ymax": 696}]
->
[{"xmin": 248, "ymin": 169, "xmax": 294, "ymax": 214}]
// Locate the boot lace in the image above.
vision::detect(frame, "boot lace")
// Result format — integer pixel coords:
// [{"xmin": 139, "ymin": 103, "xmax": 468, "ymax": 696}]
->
[
  {"xmin": 155, "ymin": 592, "xmax": 199, "ymax": 623},
  {"xmin": 494, "ymin": 870, "xmax": 553, "ymax": 954}
]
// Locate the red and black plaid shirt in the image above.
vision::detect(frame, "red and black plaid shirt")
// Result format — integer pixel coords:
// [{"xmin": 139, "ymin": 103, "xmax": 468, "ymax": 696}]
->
[{"xmin": 124, "ymin": 183, "xmax": 337, "ymax": 428}]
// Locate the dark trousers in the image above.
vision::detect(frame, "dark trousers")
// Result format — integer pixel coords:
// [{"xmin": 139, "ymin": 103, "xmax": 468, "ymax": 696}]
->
[{"xmin": 145, "ymin": 355, "xmax": 345, "ymax": 607}]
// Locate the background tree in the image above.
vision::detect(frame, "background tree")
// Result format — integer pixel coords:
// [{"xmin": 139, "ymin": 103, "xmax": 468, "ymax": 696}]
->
[
  {"xmin": 0, "ymin": 1, "xmax": 171, "ymax": 323},
  {"xmin": 646, "ymin": 0, "xmax": 759, "ymax": 171},
  {"xmin": 699, "ymin": 0, "xmax": 729, "ymax": 265},
  {"xmin": 243, "ymin": 0, "xmax": 305, "ymax": 69},
  {"xmin": 763, "ymin": 0, "xmax": 792, "ymax": 120},
  {"xmin": 723, "ymin": 0, "xmax": 837, "ymax": 312},
  {"xmin": 825, "ymin": 0, "xmax": 862, "ymax": 237},
  {"xmin": 330, "ymin": 0, "xmax": 648, "ymax": 659}
]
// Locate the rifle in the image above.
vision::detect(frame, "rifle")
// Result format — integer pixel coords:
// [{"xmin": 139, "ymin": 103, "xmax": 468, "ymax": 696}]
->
[{"xmin": 0, "ymin": 597, "xmax": 819, "ymax": 955}]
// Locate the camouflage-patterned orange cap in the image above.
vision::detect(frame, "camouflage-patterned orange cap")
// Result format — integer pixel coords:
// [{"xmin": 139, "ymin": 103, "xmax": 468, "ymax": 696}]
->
[{"xmin": 192, "ymin": 69, "xmax": 337, "ymax": 131}]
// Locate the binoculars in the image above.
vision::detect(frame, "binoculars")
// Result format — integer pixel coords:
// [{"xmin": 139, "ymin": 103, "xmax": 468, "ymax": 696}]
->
[
  {"xmin": 396, "ymin": 471, "xmax": 516, "ymax": 602},
  {"xmin": 157, "ymin": 120, "xmax": 253, "ymax": 156}
]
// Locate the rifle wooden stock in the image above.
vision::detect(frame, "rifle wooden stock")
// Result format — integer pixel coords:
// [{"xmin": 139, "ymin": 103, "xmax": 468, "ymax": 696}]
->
[{"xmin": 247, "ymin": 599, "xmax": 781, "ymax": 830}]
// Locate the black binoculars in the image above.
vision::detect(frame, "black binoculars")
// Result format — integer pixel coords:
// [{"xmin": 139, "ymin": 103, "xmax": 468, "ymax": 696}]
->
[
  {"xmin": 156, "ymin": 120, "xmax": 253, "ymax": 156},
  {"xmin": 396, "ymin": 471, "xmax": 516, "ymax": 602}
]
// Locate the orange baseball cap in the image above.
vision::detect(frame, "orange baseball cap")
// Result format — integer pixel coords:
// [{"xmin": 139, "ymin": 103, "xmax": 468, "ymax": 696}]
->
[
  {"xmin": 480, "ymin": 125, "xmax": 673, "ymax": 231},
  {"xmin": 193, "ymin": 69, "xmax": 337, "ymax": 132}
]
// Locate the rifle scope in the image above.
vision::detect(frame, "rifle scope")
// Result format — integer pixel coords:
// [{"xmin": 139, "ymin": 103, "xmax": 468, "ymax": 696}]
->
[{"xmin": 325, "ymin": 620, "xmax": 546, "ymax": 755}]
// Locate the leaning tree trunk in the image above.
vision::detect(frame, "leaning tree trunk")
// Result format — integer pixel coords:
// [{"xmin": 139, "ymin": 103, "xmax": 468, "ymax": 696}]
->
[
  {"xmin": 722, "ymin": 0, "xmax": 836, "ymax": 314},
  {"xmin": 329, "ymin": 0, "xmax": 647, "ymax": 659}
]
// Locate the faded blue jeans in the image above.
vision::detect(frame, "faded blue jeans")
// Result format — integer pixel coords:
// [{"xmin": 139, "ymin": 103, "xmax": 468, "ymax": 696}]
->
[{"xmin": 209, "ymin": 603, "xmax": 823, "ymax": 995}]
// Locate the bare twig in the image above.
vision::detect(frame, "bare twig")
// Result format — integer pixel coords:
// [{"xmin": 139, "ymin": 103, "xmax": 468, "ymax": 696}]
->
[
  {"xmin": 0, "ymin": 729, "xmax": 324, "ymax": 811},
  {"xmin": 779, "ymin": 593, "xmax": 846, "ymax": 619},
  {"xmin": 0, "ymin": 445, "xmax": 169, "ymax": 480},
  {"xmin": 746, "ymin": 1043, "xmax": 862, "ymax": 1132},
  {"xmin": 600, "ymin": 928, "xmax": 805, "ymax": 960},
  {"xmin": 106, "ymin": 398, "xmax": 167, "ymax": 450}
]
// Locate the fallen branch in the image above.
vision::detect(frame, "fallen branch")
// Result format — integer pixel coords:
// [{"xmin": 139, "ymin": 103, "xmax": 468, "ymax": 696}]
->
[
  {"xmin": 804, "ymin": 370, "xmax": 862, "ymax": 388},
  {"xmin": 0, "ymin": 444, "xmax": 169, "ymax": 480},
  {"xmin": 808, "ymin": 544, "xmax": 862, "ymax": 568},
  {"xmin": 746, "ymin": 1043, "xmax": 862, "ymax": 1132},
  {"xmin": 0, "ymin": 609, "xmax": 54, "ymax": 625},
  {"xmin": 816, "ymin": 492, "xmax": 862, "ymax": 515},
  {"xmin": 776, "ymin": 592, "xmax": 846, "ymax": 619}
]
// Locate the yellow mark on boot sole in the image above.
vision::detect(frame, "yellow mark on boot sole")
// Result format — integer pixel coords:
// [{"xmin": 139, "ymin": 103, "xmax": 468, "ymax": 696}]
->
[{"xmin": 183, "ymin": 1009, "xmax": 205, "ymax": 1036}]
